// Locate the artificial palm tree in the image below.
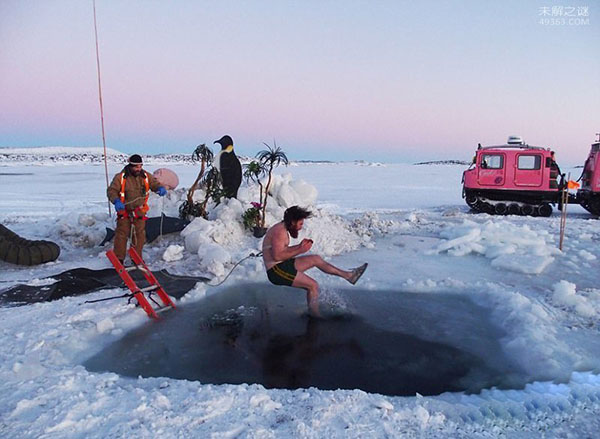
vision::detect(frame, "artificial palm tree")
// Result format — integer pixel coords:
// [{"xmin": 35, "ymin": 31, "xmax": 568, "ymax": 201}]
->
[
  {"xmin": 243, "ymin": 160, "xmax": 267, "ymax": 209},
  {"xmin": 187, "ymin": 144, "xmax": 214, "ymax": 205},
  {"xmin": 242, "ymin": 160, "xmax": 268, "ymax": 235},
  {"xmin": 179, "ymin": 144, "xmax": 214, "ymax": 220},
  {"xmin": 256, "ymin": 141, "xmax": 289, "ymax": 228},
  {"xmin": 200, "ymin": 167, "xmax": 223, "ymax": 217}
]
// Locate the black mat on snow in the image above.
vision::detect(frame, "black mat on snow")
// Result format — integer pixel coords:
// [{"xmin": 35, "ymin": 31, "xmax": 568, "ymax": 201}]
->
[
  {"xmin": 0, "ymin": 267, "xmax": 209, "ymax": 306},
  {"xmin": 100, "ymin": 214, "xmax": 190, "ymax": 246}
]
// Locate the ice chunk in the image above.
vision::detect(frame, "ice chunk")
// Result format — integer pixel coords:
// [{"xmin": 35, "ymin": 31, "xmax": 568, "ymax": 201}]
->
[
  {"xmin": 163, "ymin": 244, "xmax": 184, "ymax": 262},
  {"xmin": 434, "ymin": 219, "xmax": 558, "ymax": 274},
  {"xmin": 552, "ymin": 280, "xmax": 596, "ymax": 318},
  {"xmin": 492, "ymin": 254, "xmax": 554, "ymax": 275},
  {"xmin": 578, "ymin": 250, "xmax": 596, "ymax": 261},
  {"xmin": 198, "ymin": 243, "xmax": 231, "ymax": 277},
  {"xmin": 96, "ymin": 318, "xmax": 115, "ymax": 334},
  {"xmin": 78, "ymin": 214, "xmax": 95, "ymax": 227}
]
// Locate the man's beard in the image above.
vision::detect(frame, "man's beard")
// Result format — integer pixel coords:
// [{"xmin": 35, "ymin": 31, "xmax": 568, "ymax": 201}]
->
[
  {"xmin": 288, "ymin": 227, "xmax": 299, "ymax": 239},
  {"xmin": 129, "ymin": 166, "xmax": 142, "ymax": 177}
]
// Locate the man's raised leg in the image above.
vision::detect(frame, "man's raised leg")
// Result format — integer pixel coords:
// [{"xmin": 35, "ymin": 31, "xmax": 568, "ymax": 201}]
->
[{"xmin": 295, "ymin": 255, "xmax": 352, "ymax": 281}]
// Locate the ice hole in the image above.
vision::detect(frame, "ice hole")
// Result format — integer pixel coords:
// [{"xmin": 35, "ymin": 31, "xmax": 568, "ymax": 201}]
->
[{"xmin": 84, "ymin": 284, "xmax": 526, "ymax": 396}]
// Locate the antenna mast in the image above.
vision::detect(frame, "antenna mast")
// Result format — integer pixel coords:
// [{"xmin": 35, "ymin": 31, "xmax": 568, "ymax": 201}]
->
[{"xmin": 93, "ymin": 0, "xmax": 111, "ymax": 215}]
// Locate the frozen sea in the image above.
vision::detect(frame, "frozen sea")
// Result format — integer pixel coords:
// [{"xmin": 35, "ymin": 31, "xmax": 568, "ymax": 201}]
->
[{"xmin": 1, "ymin": 157, "xmax": 599, "ymax": 438}]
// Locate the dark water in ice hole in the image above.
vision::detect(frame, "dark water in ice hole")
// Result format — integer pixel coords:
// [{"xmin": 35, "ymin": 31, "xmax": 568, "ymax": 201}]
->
[{"xmin": 84, "ymin": 284, "xmax": 525, "ymax": 396}]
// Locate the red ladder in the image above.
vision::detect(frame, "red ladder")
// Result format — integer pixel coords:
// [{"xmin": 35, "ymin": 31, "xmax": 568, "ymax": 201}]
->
[{"xmin": 106, "ymin": 248, "xmax": 176, "ymax": 319}]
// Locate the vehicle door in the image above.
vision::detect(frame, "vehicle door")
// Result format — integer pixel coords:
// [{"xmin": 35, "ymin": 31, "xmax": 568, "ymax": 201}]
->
[
  {"xmin": 514, "ymin": 154, "xmax": 543, "ymax": 187},
  {"xmin": 477, "ymin": 153, "xmax": 505, "ymax": 186},
  {"xmin": 590, "ymin": 146, "xmax": 599, "ymax": 191}
]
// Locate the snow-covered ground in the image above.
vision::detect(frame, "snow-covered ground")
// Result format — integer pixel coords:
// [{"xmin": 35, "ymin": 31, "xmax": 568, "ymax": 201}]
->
[{"xmin": 1, "ymin": 152, "xmax": 599, "ymax": 438}]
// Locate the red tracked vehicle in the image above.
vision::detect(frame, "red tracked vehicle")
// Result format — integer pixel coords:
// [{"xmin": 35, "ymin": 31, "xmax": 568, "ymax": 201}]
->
[
  {"xmin": 462, "ymin": 136, "xmax": 565, "ymax": 217},
  {"xmin": 577, "ymin": 136, "xmax": 600, "ymax": 216}
]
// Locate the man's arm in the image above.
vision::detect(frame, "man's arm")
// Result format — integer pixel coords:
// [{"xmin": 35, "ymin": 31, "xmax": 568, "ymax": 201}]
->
[
  {"xmin": 271, "ymin": 229, "xmax": 312, "ymax": 261},
  {"xmin": 147, "ymin": 172, "xmax": 162, "ymax": 192},
  {"xmin": 106, "ymin": 173, "xmax": 121, "ymax": 203}
]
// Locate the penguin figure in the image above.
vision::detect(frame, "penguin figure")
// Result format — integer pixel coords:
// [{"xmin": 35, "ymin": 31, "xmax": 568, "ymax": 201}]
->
[{"xmin": 213, "ymin": 135, "xmax": 242, "ymax": 199}]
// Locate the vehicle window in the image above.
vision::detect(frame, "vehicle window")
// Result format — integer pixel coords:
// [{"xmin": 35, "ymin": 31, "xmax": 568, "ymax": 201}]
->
[
  {"xmin": 480, "ymin": 154, "xmax": 503, "ymax": 169},
  {"xmin": 518, "ymin": 155, "xmax": 541, "ymax": 170}
]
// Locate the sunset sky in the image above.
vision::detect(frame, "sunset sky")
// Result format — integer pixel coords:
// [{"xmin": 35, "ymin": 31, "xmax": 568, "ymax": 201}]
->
[{"xmin": 1, "ymin": 1, "xmax": 598, "ymax": 163}]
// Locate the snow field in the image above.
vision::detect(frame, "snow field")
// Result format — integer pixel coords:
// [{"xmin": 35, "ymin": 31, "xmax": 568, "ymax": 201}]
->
[{"xmin": 1, "ymin": 159, "xmax": 600, "ymax": 437}]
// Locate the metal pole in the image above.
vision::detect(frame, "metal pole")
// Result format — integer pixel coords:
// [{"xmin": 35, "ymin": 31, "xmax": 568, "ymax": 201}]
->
[
  {"xmin": 559, "ymin": 172, "xmax": 570, "ymax": 251},
  {"xmin": 93, "ymin": 0, "xmax": 112, "ymax": 216}
]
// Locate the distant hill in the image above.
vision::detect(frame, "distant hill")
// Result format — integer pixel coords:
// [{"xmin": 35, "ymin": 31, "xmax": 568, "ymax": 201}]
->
[
  {"xmin": 0, "ymin": 146, "xmax": 433, "ymax": 166},
  {"xmin": 413, "ymin": 160, "xmax": 470, "ymax": 166},
  {"xmin": 0, "ymin": 147, "xmax": 204, "ymax": 165},
  {"xmin": 0, "ymin": 146, "xmax": 127, "ymax": 164},
  {"xmin": 0, "ymin": 146, "xmax": 373, "ymax": 166}
]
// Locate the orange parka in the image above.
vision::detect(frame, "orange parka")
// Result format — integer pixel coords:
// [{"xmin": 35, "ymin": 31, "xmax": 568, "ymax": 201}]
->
[{"xmin": 107, "ymin": 166, "xmax": 161, "ymax": 212}]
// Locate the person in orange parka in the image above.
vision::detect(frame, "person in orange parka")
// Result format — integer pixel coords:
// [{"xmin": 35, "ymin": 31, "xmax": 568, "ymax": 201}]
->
[{"xmin": 106, "ymin": 154, "xmax": 167, "ymax": 263}]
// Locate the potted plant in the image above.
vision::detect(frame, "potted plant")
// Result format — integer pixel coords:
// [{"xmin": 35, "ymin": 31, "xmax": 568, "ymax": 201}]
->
[{"xmin": 242, "ymin": 202, "xmax": 266, "ymax": 237}]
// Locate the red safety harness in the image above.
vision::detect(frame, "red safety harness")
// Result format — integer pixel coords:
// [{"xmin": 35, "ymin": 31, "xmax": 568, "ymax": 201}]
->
[{"xmin": 118, "ymin": 171, "xmax": 150, "ymax": 220}]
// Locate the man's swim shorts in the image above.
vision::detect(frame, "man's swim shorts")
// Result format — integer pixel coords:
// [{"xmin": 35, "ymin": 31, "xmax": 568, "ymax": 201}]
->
[{"xmin": 266, "ymin": 258, "xmax": 297, "ymax": 286}]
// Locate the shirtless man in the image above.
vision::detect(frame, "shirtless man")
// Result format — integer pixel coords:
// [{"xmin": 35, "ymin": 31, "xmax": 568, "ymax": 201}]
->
[{"xmin": 262, "ymin": 206, "xmax": 368, "ymax": 315}]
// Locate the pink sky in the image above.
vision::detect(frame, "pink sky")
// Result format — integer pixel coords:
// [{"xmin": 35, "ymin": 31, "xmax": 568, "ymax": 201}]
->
[{"xmin": 0, "ymin": 1, "xmax": 598, "ymax": 164}]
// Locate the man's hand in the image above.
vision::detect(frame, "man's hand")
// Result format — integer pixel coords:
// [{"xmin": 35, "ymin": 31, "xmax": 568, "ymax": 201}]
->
[
  {"xmin": 300, "ymin": 238, "xmax": 313, "ymax": 253},
  {"xmin": 113, "ymin": 199, "xmax": 125, "ymax": 211},
  {"xmin": 157, "ymin": 187, "xmax": 167, "ymax": 196}
]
